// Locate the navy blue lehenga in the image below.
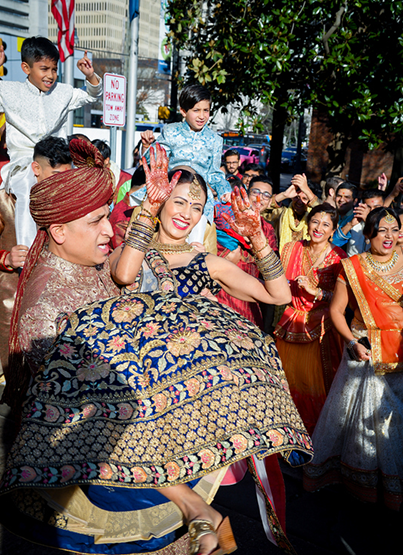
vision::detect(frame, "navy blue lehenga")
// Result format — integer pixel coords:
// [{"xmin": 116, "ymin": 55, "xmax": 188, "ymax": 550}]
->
[{"xmin": 0, "ymin": 251, "xmax": 313, "ymax": 554}]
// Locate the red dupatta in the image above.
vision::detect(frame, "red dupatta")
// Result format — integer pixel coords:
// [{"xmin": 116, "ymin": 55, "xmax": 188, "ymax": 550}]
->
[{"xmin": 343, "ymin": 254, "xmax": 403, "ymax": 375}]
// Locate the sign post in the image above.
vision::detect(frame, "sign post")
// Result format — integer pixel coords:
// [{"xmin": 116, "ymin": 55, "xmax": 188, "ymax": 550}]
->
[{"xmin": 103, "ymin": 73, "xmax": 127, "ymax": 164}]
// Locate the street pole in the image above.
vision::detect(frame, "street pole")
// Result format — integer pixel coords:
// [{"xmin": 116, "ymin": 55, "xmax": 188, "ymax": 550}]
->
[
  {"xmin": 295, "ymin": 113, "xmax": 304, "ymax": 174},
  {"xmin": 110, "ymin": 126, "xmax": 117, "ymax": 163},
  {"xmin": 170, "ymin": 43, "xmax": 179, "ymax": 117},
  {"xmin": 64, "ymin": 54, "xmax": 75, "ymax": 136},
  {"xmin": 125, "ymin": 1, "xmax": 140, "ymax": 169}
]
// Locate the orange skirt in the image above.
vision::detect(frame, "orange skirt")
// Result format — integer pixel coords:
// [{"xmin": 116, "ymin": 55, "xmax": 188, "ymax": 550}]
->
[{"xmin": 276, "ymin": 338, "xmax": 327, "ymax": 435}]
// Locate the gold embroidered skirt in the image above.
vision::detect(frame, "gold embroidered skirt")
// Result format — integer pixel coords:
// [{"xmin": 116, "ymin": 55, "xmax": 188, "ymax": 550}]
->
[{"xmin": 1, "ymin": 290, "xmax": 313, "ymax": 552}]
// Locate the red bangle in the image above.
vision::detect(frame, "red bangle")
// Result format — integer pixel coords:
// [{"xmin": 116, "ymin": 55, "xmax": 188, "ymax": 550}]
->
[{"xmin": 0, "ymin": 250, "xmax": 14, "ymax": 272}]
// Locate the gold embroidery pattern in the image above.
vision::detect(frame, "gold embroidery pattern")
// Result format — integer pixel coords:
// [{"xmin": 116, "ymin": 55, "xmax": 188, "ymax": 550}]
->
[{"xmin": 1, "ymin": 251, "xmax": 313, "ymax": 494}]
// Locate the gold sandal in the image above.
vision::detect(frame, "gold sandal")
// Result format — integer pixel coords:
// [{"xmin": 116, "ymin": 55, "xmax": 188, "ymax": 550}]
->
[{"xmin": 188, "ymin": 516, "xmax": 237, "ymax": 555}]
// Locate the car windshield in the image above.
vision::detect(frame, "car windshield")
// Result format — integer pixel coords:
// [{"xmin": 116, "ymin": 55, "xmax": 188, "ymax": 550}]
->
[{"xmin": 235, "ymin": 148, "xmax": 250, "ymax": 155}]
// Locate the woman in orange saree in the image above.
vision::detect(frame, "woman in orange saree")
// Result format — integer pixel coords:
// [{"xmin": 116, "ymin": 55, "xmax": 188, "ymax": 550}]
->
[
  {"xmin": 275, "ymin": 204, "xmax": 347, "ymax": 434},
  {"xmin": 304, "ymin": 207, "xmax": 403, "ymax": 510}
]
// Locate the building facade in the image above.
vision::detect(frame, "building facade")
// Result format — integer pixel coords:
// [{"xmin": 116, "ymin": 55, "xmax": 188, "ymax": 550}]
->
[
  {"xmin": 47, "ymin": 0, "xmax": 160, "ymax": 61},
  {"xmin": 0, "ymin": 0, "xmax": 48, "ymax": 38}
]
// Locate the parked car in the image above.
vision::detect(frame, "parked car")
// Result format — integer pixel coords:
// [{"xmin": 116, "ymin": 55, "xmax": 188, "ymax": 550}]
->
[
  {"xmin": 281, "ymin": 147, "xmax": 307, "ymax": 172},
  {"xmin": 222, "ymin": 146, "xmax": 260, "ymax": 169}
]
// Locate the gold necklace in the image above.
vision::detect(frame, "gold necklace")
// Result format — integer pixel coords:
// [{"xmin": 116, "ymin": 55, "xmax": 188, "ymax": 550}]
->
[
  {"xmin": 150, "ymin": 238, "xmax": 194, "ymax": 255},
  {"xmin": 366, "ymin": 250, "xmax": 399, "ymax": 273},
  {"xmin": 304, "ymin": 241, "xmax": 329, "ymax": 275}
]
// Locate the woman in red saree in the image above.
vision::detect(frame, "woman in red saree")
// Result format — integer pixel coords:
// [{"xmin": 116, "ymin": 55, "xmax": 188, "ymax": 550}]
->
[
  {"xmin": 275, "ymin": 203, "xmax": 347, "ymax": 434},
  {"xmin": 304, "ymin": 207, "xmax": 403, "ymax": 510}
]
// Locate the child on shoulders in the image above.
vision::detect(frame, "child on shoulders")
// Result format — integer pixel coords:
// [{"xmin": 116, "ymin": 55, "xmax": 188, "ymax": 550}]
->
[
  {"xmin": 140, "ymin": 84, "xmax": 230, "ymax": 232},
  {"xmin": 0, "ymin": 36, "xmax": 102, "ymax": 247}
]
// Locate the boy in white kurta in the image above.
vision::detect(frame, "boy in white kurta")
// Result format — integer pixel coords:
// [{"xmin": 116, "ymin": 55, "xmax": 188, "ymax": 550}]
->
[{"xmin": 0, "ymin": 36, "xmax": 102, "ymax": 247}]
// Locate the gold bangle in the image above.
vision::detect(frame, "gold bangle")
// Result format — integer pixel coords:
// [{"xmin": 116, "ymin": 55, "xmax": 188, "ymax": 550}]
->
[
  {"xmin": 255, "ymin": 251, "xmax": 285, "ymax": 281},
  {"xmin": 252, "ymin": 237, "xmax": 269, "ymax": 256},
  {"xmin": 0, "ymin": 251, "xmax": 14, "ymax": 272},
  {"xmin": 125, "ymin": 220, "xmax": 154, "ymax": 252},
  {"xmin": 137, "ymin": 211, "xmax": 159, "ymax": 227},
  {"xmin": 314, "ymin": 287, "xmax": 322, "ymax": 302}
]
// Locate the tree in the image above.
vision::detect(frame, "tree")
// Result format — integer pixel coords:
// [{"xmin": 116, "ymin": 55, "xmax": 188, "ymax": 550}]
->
[
  {"xmin": 167, "ymin": 0, "xmax": 403, "ymax": 189},
  {"xmin": 312, "ymin": 1, "xmax": 403, "ymax": 185},
  {"xmin": 167, "ymin": 0, "xmax": 319, "ymax": 191}
]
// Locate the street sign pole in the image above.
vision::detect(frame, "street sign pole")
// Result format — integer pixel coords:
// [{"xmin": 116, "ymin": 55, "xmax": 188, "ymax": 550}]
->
[
  {"xmin": 103, "ymin": 73, "xmax": 127, "ymax": 166},
  {"xmin": 110, "ymin": 126, "xmax": 117, "ymax": 163}
]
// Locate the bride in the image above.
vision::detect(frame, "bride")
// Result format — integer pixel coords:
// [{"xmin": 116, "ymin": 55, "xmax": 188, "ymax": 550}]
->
[{"xmin": 0, "ymin": 145, "xmax": 313, "ymax": 555}]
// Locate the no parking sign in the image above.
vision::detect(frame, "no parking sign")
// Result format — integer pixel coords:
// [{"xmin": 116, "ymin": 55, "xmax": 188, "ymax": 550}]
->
[{"xmin": 103, "ymin": 73, "xmax": 126, "ymax": 127}]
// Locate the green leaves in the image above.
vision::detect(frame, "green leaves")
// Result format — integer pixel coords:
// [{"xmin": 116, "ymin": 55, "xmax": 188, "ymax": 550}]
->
[{"xmin": 167, "ymin": 0, "xmax": 403, "ymax": 155}]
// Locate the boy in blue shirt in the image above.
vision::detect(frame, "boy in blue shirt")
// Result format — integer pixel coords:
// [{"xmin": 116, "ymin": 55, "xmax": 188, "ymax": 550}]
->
[{"xmin": 140, "ymin": 84, "xmax": 230, "ymax": 230}]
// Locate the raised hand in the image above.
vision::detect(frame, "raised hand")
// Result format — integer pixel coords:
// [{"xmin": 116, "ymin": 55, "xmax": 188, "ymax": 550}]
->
[
  {"xmin": 291, "ymin": 173, "xmax": 315, "ymax": 203},
  {"xmin": 283, "ymin": 184, "xmax": 298, "ymax": 200},
  {"xmin": 377, "ymin": 172, "xmax": 388, "ymax": 191},
  {"xmin": 141, "ymin": 130, "xmax": 155, "ymax": 151},
  {"xmin": 77, "ymin": 51, "xmax": 95, "ymax": 80},
  {"xmin": 352, "ymin": 202, "xmax": 370, "ymax": 224},
  {"xmin": 291, "ymin": 173, "xmax": 308, "ymax": 191},
  {"xmin": 142, "ymin": 143, "xmax": 181, "ymax": 214},
  {"xmin": 222, "ymin": 186, "xmax": 262, "ymax": 239}
]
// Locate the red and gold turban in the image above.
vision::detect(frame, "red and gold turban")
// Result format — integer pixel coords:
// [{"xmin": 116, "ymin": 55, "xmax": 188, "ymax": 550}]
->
[
  {"xmin": 5, "ymin": 139, "xmax": 114, "ymax": 415},
  {"xmin": 30, "ymin": 138, "xmax": 113, "ymax": 226}
]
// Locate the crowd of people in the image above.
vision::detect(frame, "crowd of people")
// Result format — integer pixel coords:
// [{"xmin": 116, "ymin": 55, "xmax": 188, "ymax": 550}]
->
[{"xmin": 0, "ymin": 35, "xmax": 402, "ymax": 555}]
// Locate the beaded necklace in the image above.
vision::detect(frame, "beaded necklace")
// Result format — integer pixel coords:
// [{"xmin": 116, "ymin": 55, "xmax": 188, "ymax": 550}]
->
[
  {"xmin": 149, "ymin": 239, "xmax": 194, "ymax": 255},
  {"xmin": 366, "ymin": 250, "xmax": 399, "ymax": 273}
]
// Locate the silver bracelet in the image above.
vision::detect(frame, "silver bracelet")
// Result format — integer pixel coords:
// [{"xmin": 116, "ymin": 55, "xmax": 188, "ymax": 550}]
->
[{"xmin": 346, "ymin": 339, "xmax": 360, "ymax": 361}]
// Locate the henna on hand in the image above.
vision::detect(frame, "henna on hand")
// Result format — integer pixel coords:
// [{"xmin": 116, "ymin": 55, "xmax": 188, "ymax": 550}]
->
[
  {"xmin": 221, "ymin": 186, "xmax": 262, "ymax": 239},
  {"xmin": 142, "ymin": 143, "xmax": 181, "ymax": 214}
]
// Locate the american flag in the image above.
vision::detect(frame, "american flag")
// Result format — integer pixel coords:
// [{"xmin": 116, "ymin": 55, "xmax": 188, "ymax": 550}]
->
[{"xmin": 51, "ymin": 0, "xmax": 75, "ymax": 62}]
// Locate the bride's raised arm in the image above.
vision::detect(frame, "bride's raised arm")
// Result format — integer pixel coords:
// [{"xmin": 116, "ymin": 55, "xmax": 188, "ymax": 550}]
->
[
  {"xmin": 206, "ymin": 187, "xmax": 292, "ymax": 306},
  {"xmin": 110, "ymin": 144, "xmax": 181, "ymax": 284}
]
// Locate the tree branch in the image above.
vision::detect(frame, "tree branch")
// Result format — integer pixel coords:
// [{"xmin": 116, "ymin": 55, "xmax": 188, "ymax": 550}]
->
[{"xmin": 322, "ymin": 2, "xmax": 347, "ymax": 55}]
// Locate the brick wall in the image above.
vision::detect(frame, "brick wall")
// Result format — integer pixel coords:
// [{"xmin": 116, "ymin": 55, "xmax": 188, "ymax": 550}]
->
[{"xmin": 307, "ymin": 109, "xmax": 393, "ymax": 189}]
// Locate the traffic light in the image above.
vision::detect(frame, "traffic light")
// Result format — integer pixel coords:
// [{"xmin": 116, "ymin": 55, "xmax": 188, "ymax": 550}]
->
[
  {"xmin": 0, "ymin": 38, "xmax": 7, "ymax": 78},
  {"xmin": 158, "ymin": 106, "xmax": 170, "ymax": 121}
]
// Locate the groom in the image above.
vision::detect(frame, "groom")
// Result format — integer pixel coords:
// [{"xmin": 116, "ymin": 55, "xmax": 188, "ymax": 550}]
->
[{"xmin": 3, "ymin": 139, "xmax": 119, "ymax": 414}]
